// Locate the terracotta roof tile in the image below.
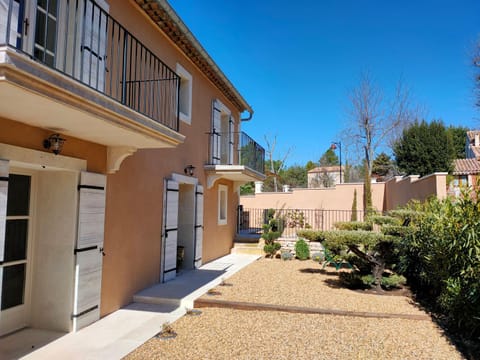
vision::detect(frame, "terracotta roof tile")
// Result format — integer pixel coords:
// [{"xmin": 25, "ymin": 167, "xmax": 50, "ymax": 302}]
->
[{"xmin": 453, "ymin": 158, "xmax": 480, "ymax": 175}]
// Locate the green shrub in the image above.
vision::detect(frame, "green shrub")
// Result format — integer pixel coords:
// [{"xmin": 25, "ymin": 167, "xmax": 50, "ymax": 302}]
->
[
  {"xmin": 339, "ymin": 272, "xmax": 406, "ymax": 290},
  {"xmin": 297, "ymin": 230, "xmax": 324, "ymax": 242},
  {"xmin": 263, "ymin": 242, "xmax": 281, "ymax": 257},
  {"xmin": 295, "ymin": 238, "xmax": 310, "ymax": 260},
  {"xmin": 381, "ymin": 274, "xmax": 406, "ymax": 289},
  {"xmin": 338, "ymin": 272, "xmax": 369, "ymax": 289},
  {"xmin": 334, "ymin": 221, "xmax": 372, "ymax": 231},
  {"xmin": 399, "ymin": 190, "xmax": 480, "ymax": 340}
]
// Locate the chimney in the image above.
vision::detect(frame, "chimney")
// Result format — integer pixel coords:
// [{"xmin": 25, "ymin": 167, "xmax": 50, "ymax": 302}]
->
[{"xmin": 475, "ymin": 133, "xmax": 479, "ymax": 147}]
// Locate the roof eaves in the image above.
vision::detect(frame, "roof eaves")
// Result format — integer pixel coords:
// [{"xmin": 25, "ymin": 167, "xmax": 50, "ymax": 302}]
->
[{"xmin": 135, "ymin": 0, "xmax": 253, "ymax": 114}]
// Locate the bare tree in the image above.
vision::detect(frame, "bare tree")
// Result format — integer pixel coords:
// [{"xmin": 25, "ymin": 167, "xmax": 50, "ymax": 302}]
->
[
  {"xmin": 264, "ymin": 135, "xmax": 292, "ymax": 192},
  {"xmin": 344, "ymin": 72, "xmax": 420, "ymax": 176}
]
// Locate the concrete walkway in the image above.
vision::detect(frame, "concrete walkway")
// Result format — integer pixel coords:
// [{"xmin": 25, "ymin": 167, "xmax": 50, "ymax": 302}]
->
[{"xmin": 2, "ymin": 254, "xmax": 260, "ymax": 360}]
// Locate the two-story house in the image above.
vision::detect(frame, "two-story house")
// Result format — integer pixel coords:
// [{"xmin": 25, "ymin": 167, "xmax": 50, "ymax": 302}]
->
[{"xmin": 0, "ymin": 0, "xmax": 264, "ymax": 336}]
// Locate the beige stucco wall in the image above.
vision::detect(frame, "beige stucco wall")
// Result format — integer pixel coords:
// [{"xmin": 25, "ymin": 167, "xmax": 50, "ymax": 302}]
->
[
  {"xmin": 0, "ymin": 117, "xmax": 107, "ymax": 173},
  {"xmin": 242, "ymin": 174, "xmax": 448, "ymax": 222},
  {"xmin": 100, "ymin": 1, "xmax": 242, "ymax": 316},
  {"xmin": 384, "ymin": 173, "xmax": 448, "ymax": 210},
  {"xmin": 242, "ymin": 183, "xmax": 385, "ymax": 212}
]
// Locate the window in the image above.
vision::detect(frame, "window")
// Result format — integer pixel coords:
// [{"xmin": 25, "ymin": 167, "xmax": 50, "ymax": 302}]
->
[
  {"xmin": 218, "ymin": 185, "xmax": 227, "ymax": 225},
  {"xmin": 211, "ymin": 99, "xmax": 235, "ymax": 165},
  {"xmin": 176, "ymin": 63, "xmax": 192, "ymax": 124}
]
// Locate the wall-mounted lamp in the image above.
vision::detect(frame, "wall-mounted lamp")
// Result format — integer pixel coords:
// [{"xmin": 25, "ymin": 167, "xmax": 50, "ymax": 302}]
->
[
  {"xmin": 43, "ymin": 134, "xmax": 66, "ymax": 155},
  {"xmin": 184, "ymin": 165, "xmax": 195, "ymax": 176}
]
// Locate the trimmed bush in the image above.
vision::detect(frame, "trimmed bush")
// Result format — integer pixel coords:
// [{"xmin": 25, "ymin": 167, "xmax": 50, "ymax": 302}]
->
[
  {"xmin": 263, "ymin": 242, "xmax": 281, "ymax": 257},
  {"xmin": 334, "ymin": 221, "xmax": 373, "ymax": 231},
  {"xmin": 295, "ymin": 238, "xmax": 310, "ymax": 260}
]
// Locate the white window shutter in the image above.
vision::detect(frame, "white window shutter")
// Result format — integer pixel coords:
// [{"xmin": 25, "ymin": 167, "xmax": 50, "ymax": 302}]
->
[
  {"xmin": 162, "ymin": 179, "xmax": 179, "ymax": 282},
  {"xmin": 0, "ymin": 1, "xmax": 20, "ymax": 46},
  {"xmin": 0, "ymin": 159, "xmax": 9, "ymax": 307},
  {"xmin": 72, "ymin": 171, "xmax": 106, "ymax": 331},
  {"xmin": 82, "ymin": 0, "xmax": 109, "ymax": 91},
  {"xmin": 212, "ymin": 102, "xmax": 222, "ymax": 165},
  {"xmin": 194, "ymin": 185, "xmax": 204, "ymax": 268},
  {"xmin": 229, "ymin": 116, "xmax": 235, "ymax": 165}
]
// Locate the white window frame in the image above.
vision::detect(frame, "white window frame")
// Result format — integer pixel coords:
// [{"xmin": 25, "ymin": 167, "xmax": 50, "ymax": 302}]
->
[
  {"xmin": 218, "ymin": 184, "xmax": 228, "ymax": 225},
  {"xmin": 176, "ymin": 63, "xmax": 193, "ymax": 124}
]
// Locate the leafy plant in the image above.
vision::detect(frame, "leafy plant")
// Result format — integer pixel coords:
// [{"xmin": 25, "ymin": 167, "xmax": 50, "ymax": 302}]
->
[
  {"xmin": 334, "ymin": 221, "xmax": 372, "ymax": 231},
  {"xmin": 399, "ymin": 189, "xmax": 480, "ymax": 340},
  {"xmin": 281, "ymin": 251, "xmax": 293, "ymax": 261},
  {"xmin": 264, "ymin": 242, "xmax": 281, "ymax": 258},
  {"xmin": 295, "ymin": 238, "xmax": 310, "ymax": 260}
]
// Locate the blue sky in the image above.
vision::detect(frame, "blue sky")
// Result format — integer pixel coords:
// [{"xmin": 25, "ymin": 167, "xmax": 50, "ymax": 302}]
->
[{"xmin": 169, "ymin": 0, "xmax": 480, "ymax": 166}]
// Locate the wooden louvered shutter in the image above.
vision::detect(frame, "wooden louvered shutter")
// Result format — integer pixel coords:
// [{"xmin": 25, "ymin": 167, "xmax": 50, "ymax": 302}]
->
[
  {"xmin": 0, "ymin": 160, "xmax": 9, "ymax": 308},
  {"xmin": 72, "ymin": 171, "xmax": 106, "ymax": 331},
  {"xmin": 162, "ymin": 179, "xmax": 179, "ymax": 282},
  {"xmin": 212, "ymin": 103, "xmax": 222, "ymax": 165},
  {"xmin": 194, "ymin": 184, "xmax": 204, "ymax": 269},
  {"xmin": 81, "ymin": 0, "xmax": 109, "ymax": 91}
]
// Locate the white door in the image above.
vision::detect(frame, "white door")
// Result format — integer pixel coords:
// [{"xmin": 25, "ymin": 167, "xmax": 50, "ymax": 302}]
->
[
  {"xmin": 162, "ymin": 180, "xmax": 179, "ymax": 282},
  {"xmin": 194, "ymin": 185, "xmax": 203, "ymax": 269},
  {"xmin": 72, "ymin": 172, "xmax": 106, "ymax": 331},
  {"xmin": 0, "ymin": 161, "xmax": 34, "ymax": 336}
]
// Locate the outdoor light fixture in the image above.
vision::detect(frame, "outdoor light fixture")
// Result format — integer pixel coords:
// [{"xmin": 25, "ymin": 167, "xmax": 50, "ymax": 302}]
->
[
  {"xmin": 43, "ymin": 134, "xmax": 66, "ymax": 155},
  {"xmin": 331, "ymin": 141, "xmax": 342, "ymax": 183},
  {"xmin": 184, "ymin": 164, "xmax": 195, "ymax": 176}
]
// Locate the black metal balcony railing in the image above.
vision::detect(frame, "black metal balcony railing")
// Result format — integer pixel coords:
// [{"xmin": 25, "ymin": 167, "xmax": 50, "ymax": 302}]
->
[
  {"xmin": 239, "ymin": 131, "xmax": 265, "ymax": 174},
  {"xmin": 0, "ymin": 0, "xmax": 179, "ymax": 131},
  {"xmin": 207, "ymin": 130, "xmax": 265, "ymax": 174}
]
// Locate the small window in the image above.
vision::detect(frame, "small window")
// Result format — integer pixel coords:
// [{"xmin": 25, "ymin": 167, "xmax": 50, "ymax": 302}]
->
[
  {"xmin": 218, "ymin": 185, "xmax": 228, "ymax": 225},
  {"xmin": 176, "ymin": 63, "xmax": 192, "ymax": 124}
]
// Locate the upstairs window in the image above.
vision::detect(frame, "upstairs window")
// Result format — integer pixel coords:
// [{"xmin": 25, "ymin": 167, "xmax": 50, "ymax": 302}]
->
[{"xmin": 176, "ymin": 63, "xmax": 192, "ymax": 124}]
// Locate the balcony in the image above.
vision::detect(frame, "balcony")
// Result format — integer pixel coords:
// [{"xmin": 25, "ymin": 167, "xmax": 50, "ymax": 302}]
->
[
  {"xmin": 0, "ymin": 0, "xmax": 184, "ymax": 170},
  {"xmin": 204, "ymin": 130, "xmax": 266, "ymax": 188}
]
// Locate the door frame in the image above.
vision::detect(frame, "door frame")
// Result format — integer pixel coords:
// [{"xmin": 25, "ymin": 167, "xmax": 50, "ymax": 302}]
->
[
  {"xmin": 0, "ymin": 167, "xmax": 37, "ymax": 336},
  {"xmin": 160, "ymin": 173, "xmax": 200, "ymax": 282}
]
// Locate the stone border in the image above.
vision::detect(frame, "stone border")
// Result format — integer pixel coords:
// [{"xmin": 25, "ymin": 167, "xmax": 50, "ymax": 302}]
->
[{"xmin": 194, "ymin": 298, "xmax": 431, "ymax": 321}]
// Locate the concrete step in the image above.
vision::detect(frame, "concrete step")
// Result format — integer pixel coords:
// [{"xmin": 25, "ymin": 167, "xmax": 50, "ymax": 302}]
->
[{"xmin": 231, "ymin": 243, "xmax": 264, "ymax": 256}]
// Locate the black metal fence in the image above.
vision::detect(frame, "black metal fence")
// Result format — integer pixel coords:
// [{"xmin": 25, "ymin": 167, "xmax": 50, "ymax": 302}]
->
[
  {"xmin": 237, "ymin": 207, "xmax": 365, "ymax": 238},
  {"xmin": 0, "ymin": 0, "xmax": 179, "ymax": 131}
]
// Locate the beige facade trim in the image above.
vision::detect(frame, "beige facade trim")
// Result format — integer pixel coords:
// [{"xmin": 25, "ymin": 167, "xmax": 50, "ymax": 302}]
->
[
  {"xmin": 106, "ymin": 147, "xmax": 137, "ymax": 174},
  {"xmin": 135, "ymin": 1, "xmax": 253, "ymax": 114},
  {"xmin": 0, "ymin": 143, "xmax": 86, "ymax": 172},
  {"xmin": 204, "ymin": 165, "xmax": 266, "ymax": 189}
]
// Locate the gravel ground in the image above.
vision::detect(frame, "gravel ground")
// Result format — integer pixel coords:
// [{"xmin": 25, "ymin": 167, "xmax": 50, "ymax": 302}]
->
[
  {"xmin": 200, "ymin": 258, "xmax": 425, "ymax": 316},
  {"xmin": 125, "ymin": 258, "xmax": 464, "ymax": 359}
]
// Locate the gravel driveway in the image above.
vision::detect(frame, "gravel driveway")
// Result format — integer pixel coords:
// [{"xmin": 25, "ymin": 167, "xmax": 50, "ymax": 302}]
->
[{"xmin": 125, "ymin": 258, "xmax": 464, "ymax": 359}]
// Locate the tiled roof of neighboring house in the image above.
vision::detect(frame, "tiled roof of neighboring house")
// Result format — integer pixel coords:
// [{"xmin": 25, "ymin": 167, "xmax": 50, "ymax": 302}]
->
[
  {"xmin": 308, "ymin": 166, "xmax": 342, "ymax": 173},
  {"xmin": 453, "ymin": 158, "xmax": 480, "ymax": 175},
  {"xmin": 466, "ymin": 130, "xmax": 480, "ymax": 141},
  {"xmin": 135, "ymin": 0, "xmax": 252, "ymax": 114}
]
